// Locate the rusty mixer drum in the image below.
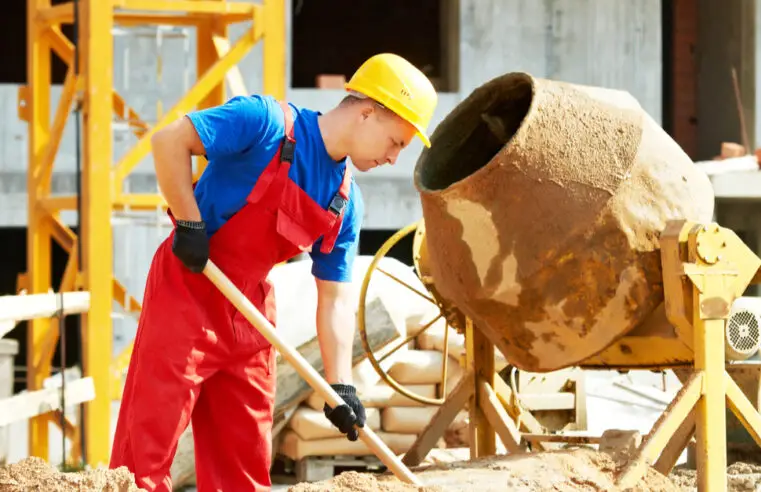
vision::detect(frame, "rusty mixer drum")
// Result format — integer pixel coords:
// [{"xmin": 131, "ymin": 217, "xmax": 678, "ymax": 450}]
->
[{"xmin": 413, "ymin": 72, "xmax": 714, "ymax": 372}]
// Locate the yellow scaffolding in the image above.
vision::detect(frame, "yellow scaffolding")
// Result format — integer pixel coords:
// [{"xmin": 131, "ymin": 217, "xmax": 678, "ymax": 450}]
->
[{"xmin": 21, "ymin": 0, "xmax": 285, "ymax": 468}]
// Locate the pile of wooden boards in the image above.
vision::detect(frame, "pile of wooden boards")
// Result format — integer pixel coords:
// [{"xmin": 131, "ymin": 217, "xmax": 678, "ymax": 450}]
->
[
  {"xmin": 275, "ymin": 290, "xmax": 477, "ymax": 482},
  {"xmin": 0, "ymin": 291, "xmax": 95, "ymax": 466},
  {"xmin": 277, "ymin": 332, "xmax": 469, "ymax": 461}
]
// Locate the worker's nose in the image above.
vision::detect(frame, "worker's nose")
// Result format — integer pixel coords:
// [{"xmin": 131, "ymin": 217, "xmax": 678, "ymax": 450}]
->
[{"xmin": 386, "ymin": 148, "xmax": 400, "ymax": 165}]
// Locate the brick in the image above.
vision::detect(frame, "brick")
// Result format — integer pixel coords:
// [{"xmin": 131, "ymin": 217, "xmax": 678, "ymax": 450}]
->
[
  {"xmin": 315, "ymin": 74, "xmax": 346, "ymax": 89},
  {"xmin": 721, "ymin": 142, "xmax": 746, "ymax": 158},
  {"xmin": 599, "ymin": 429, "xmax": 642, "ymax": 464}
]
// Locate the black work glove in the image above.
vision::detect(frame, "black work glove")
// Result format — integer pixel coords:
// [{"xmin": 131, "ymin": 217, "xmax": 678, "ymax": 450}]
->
[
  {"xmin": 172, "ymin": 220, "xmax": 209, "ymax": 273},
  {"xmin": 323, "ymin": 384, "xmax": 366, "ymax": 442}
]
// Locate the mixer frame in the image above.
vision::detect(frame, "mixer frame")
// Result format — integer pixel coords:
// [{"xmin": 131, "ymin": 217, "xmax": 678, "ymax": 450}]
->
[{"xmin": 357, "ymin": 218, "xmax": 761, "ymax": 491}]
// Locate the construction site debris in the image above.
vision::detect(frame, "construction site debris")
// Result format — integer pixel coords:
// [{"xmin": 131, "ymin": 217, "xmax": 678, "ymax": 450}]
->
[
  {"xmin": 0, "ymin": 457, "xmax": 143, "ymax": 492},
  {"xmin": 670, "ymin": 462, "xmax": 761, "ymax": 491},
  {"xmin": 720, "ymin": 142, "xmax": 747, "ymax": 159},
  {"xmin": 414, "ymin": 72, "xmax": 715, "ymax": 373},
  {"xmin": 286, "ymin": 448, "xmax": 678, "ymax": 491}
]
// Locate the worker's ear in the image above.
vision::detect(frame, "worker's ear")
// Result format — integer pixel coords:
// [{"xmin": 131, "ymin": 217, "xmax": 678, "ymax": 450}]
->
[{"xmin": 358, "ymin": 101, "xmax": 376, "ymax": 122}]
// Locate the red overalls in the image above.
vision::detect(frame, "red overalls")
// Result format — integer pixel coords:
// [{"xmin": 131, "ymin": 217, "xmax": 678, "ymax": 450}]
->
[{"xmin": 110, "ymin": 101, "xmax": 352, "ymax": 491}]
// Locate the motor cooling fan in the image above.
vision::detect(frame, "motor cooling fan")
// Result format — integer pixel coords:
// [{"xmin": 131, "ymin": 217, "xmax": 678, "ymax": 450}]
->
[{"xmin": 725, "ymin": 296, "xmax": 761, "ymax": 361}]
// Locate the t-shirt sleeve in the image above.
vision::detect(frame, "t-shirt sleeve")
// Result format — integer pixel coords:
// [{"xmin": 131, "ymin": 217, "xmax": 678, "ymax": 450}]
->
[
  {"xmin": 310, "ymin": 182, "xmax": 364, "ymax": 283},
  {"xmin": 186, "ymin": 95, "xmax": 275, "ymax": 160}
]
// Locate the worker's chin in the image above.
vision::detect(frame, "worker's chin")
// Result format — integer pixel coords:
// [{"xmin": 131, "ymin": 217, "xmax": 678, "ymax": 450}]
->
[{"xmin": 353, "ymin": 160, "xmax": 378, "ymax": 172}]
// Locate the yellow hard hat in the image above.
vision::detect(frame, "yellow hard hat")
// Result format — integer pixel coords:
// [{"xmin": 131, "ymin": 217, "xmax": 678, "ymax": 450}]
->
[{"xmin": 345, "ymin": 53, "xmax": 438, "ymax": 147}]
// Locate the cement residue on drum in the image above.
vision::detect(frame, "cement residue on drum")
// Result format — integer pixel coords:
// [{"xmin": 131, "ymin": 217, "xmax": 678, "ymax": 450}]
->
[{"xmin": 413, "ymin": 71, "xmax": 715, "ymax": 372}]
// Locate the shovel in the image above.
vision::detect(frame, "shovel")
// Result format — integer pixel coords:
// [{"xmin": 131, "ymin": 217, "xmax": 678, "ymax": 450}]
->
[{"xmin": 203, "ymin": 260, "xmax": 422, "ymax": 486}]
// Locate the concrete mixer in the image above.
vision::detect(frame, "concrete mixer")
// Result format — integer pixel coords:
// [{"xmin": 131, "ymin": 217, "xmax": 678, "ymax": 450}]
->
[{"xmin": 356, "ymin": 72, "xmax": 761, "ymax": 492}]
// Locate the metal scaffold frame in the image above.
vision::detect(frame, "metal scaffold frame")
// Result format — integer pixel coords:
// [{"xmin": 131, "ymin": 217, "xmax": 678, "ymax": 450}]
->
[{"xmin": 21, "ymin": 0, "xmax": 285, "ymax": 468}]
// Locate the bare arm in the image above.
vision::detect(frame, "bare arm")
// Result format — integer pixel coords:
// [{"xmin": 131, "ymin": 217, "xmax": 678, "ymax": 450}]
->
[
  {"xmin": 151, "ymin": 117, "xmax": 207, "ymax": 222},
  {"xmin": 315, "ymin": 278, "xmax": 356, "ymax": 384}
]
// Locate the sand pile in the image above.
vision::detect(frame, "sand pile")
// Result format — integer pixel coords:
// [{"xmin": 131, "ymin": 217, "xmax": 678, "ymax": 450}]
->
[
  {"xmin": 287, "ymin": 448, "xmax": 678, "ymax": 492},
  {"xmin": 0, "ymin": 457, "xmax": 144, "ymax": 492},
  {"xmin": 670, "ymin": 462, "xmax": 761, "ymax": 492}
]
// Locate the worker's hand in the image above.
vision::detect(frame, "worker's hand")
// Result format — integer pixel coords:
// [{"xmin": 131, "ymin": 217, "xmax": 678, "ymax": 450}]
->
[
  {"xmin": 172, "ymin": 220, "xmax": 209, "ymax": 273},
  {"xmin": 323, "ymin": 384, "xmax": 366, "ymax": 442}
]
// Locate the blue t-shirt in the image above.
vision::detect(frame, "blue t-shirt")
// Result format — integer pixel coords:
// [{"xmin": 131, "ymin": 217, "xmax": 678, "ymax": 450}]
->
[{"xmin": 185, "ymin": 95, "xmax": 364, "ymax": 283}]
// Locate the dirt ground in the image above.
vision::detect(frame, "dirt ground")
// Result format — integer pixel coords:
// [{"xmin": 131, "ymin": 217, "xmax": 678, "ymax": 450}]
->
[
  {"xmin": 669, "ymin": 462, "xmax": 761, "ymax": 492},
  {"xmin": 287, "ymin": 448, "xmax": 678, "ymax": 492},
  {"xmin": 0, "ymin": 457, "xmax": 143, "ymax": 492},
  {"xmin": 3, "ymin": 450, "xmax": 761, "ymax": 492}
]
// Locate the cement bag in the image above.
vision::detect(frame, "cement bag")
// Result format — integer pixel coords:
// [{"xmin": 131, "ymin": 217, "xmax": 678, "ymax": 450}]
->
[{"xmin": 414, "ymin": 72, "xmax": 714, "ymax": 372}]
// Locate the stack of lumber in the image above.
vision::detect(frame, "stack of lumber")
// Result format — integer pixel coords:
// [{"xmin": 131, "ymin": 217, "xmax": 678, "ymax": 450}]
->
[{"xmin": 277, "ymin": 300, "xmax": 472, "ymax": 464}]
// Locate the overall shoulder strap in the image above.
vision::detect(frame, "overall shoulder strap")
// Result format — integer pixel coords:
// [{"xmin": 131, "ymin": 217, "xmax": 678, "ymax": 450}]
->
[
  {"xmin": 319, "ymin": 165, "xmax": 353, "ymax": 254},
  {"xmin": 277, "ymin": 100, "xmax": 296, "ymax": 163},
  {"xmin": 246, "ymin": 100, "xmax": 297, "ymax": 204}
]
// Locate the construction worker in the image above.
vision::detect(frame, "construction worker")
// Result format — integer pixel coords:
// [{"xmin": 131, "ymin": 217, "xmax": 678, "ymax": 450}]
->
[{"xmin": 109, "ymin": 53, "xmax": 438, "ymax": 491}]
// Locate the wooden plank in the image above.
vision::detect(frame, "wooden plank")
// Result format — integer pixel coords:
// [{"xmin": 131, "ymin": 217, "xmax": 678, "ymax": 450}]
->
[
  {"xmin": 273, "ymin": 296, "xmax": 402, "ymax": 419},
  {"xmin": 271, "ymin": 406, "xmax": 298, "ymax": 465},
  {"xmin": 0, "ymin": 377, "xmax": 95, "ymax": 426},
  {"xmin": 654, "ymin": 408, "xmax": 696, "ymax": 475},
  {"xmin": 468, "ymin": 321, "xmax": 496, "ymax": 457},
  {"xmin": 0, "ymin": 292, "xmax": 90, "ymax": 323},
  {"xmin": 522, "ymin": 433, "xmax": 601, "ymax": 445},
  {"xmin": 518, "ymin": 393, "xmax": 576, "ymax": 411},
  {"xmin": 493, "ymin": 376, "xmax": 550, "ymax": 451},
  {"xmin": 478, "ymin": 378, "xmax": 523, "ymax": 454},
  {"xmin": 402, "ymin": 369, "xmax": 474, "ymax": 467}
]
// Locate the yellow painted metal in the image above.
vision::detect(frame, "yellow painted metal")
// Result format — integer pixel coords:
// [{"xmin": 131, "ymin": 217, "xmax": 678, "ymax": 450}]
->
[
  {"xmin": 113, "ymin": 25, "xmax": 258, "ymax": 190},
  {"xmin": 212, "ymin": 34, "xmax": 249, "ymax": 98},
  {"xmin": 195, "ymin": 11, "xmax": 227, "ymax": 180},
  {"xmin": 78, "ymin": 0, "xmax": 116, "ymax": 467},
  {"xmin": 25, "ymin": 0, "xmax": 285, "ymax": 467},
  {"xmin": 263, "ymin": 0, "xmax": 286, "ymax": 99},
  {"xmin": 466, "ymin": 319, "xmax": 497, "ymax": 458},
  {"xmin": 37, "ymin": 3, "xmax": 74, "ymax": 26},
  {"xmin": 114, "ymin": 193, "xmax": 167, "ymax": 210},
  {"xmin": 356, "ymin": 221, "xmax": 451, "ymax": 405},
  {"xmin": 115, "ymin": 0, "xmax": 255, "ymax": 15},
  {"xmin": 371, "ymin": 216, "xmax": 761, "ymax": 488},
  {"xmin": 617, "ymin": 372, "xmax": 703, "ymax": 487},
  {"xmin": 725, "ymin": 373, "xmax": 761, "ymax": 448},
  {"xmin": 26, "ymin": 0, "xmax": 53, "ymax": 461}
]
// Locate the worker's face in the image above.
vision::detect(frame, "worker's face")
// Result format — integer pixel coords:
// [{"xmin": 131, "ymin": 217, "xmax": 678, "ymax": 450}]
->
[{"xmin": 349, "ymin": 104, "xmax": 418, "ymax": 172}]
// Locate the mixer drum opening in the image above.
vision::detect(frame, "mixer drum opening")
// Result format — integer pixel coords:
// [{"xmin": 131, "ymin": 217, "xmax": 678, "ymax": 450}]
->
[
  {"xmin": 413, "ymin": 72, "xmax": 715, "ymax": 372},
  {"xmin": 416, "ymin": 73, "xmax": 533, "ymax": 192}
]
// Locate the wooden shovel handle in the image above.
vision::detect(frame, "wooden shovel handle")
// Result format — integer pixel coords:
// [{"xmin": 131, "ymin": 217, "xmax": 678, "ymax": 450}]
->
[{"xmin": 202, "ymin": 260, "xmax": 421, "ymax": 485}]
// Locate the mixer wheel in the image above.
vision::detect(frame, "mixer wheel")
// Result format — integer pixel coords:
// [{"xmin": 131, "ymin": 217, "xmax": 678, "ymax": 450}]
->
[{"xmin": 357, "ymin": 220, "xmax": 455, "ymax": 406}]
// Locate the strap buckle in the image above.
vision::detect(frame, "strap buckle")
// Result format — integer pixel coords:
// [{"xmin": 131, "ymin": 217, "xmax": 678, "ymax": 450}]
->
[
  {"xmin": 328, "ymin": 194, "xmax": 347, "ymax": 215},
  {"xmin": 281, "ymin": 139, "xmax": 295, "ymax": 163}
]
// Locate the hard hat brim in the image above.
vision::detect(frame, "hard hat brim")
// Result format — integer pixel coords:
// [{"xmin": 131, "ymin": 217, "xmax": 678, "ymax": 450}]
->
[{"xmin": 417, "ymin": 130, "xmax": 431, "ymax": 148}]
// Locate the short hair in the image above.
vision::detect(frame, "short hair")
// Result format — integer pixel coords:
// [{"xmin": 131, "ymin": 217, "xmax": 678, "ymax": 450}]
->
[
  {"xmin": 339, "ymin": 91, "xmax": 394, "ymax": 119},
  {"xmin": 339, "ymin": 91, "xmax": 369, "ymax": 106}
]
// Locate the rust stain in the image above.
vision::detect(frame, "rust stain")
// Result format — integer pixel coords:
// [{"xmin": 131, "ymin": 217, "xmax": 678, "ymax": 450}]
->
[{"xmin": 700, "ymin": 297, "xmax": 730, "ymax": 318}]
